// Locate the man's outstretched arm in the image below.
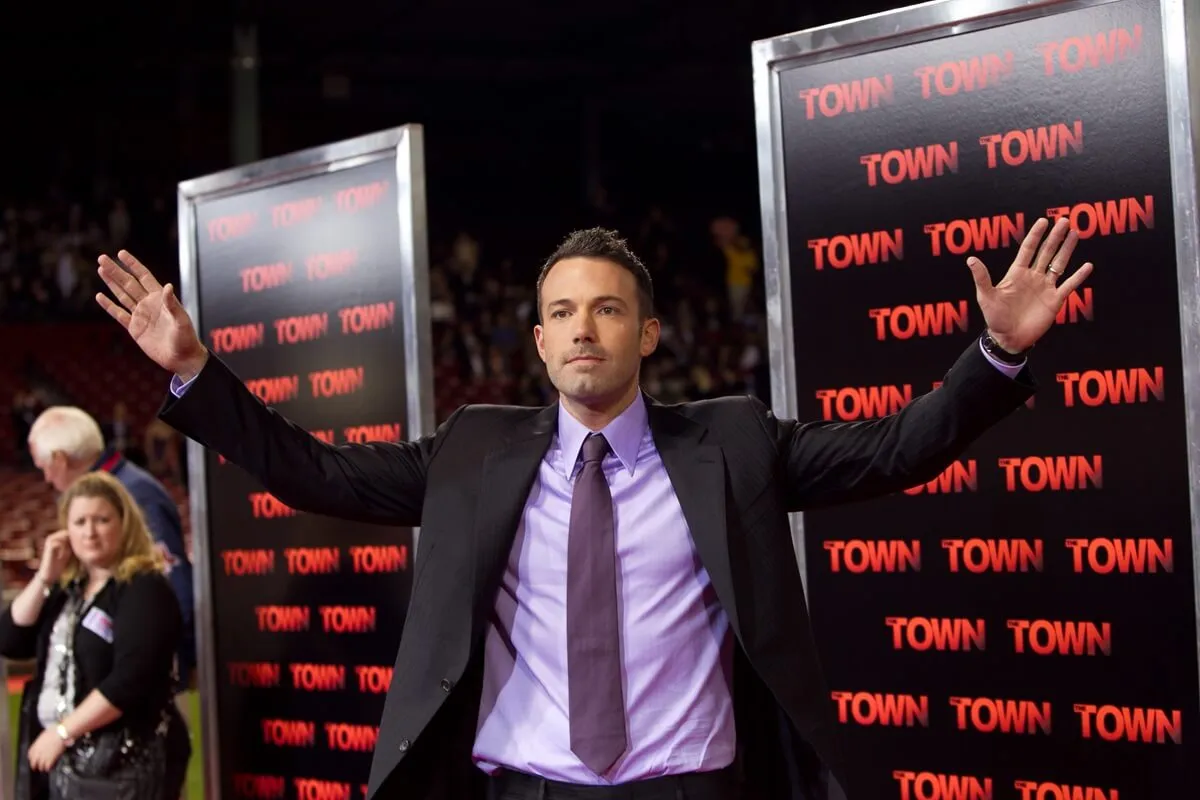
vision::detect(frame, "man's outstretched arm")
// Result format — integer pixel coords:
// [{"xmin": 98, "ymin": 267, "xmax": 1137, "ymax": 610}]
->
[{"xmin": 98, "ymin": 249, "xmax": 447, "ymax": 526}]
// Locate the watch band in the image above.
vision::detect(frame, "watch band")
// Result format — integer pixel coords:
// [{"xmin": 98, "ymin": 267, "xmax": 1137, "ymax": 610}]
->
[
  {"xmin": 981, "ymin": 330, "xmax": 1028, "ymax": 365},
  {"xmin": 55, "ymin": 723, "xmax": 75, "ymax": 747}
]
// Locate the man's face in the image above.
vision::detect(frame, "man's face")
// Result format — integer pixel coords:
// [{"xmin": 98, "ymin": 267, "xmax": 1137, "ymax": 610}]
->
[
  {"xmin": 534, "ymin": 257, "xmax": 659, "ymax": 406},
  {"xmin": 31, "ymin": 448, "xmax": 71, "ymax": 492}
]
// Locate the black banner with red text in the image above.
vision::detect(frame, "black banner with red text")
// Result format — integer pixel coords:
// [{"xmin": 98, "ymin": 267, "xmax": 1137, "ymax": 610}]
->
[
  {"xmin": 191, "ymin": 158, "xmax": 411, "ymax": 800},
  {"xmin": 777, "ymin": 0, "xmax": 1197, "ymax": 795}
]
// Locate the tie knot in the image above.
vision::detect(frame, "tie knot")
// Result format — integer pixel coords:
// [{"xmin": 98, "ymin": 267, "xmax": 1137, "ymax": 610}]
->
[{"xmin": 581, "ymin": 434, "xmax": 610, "ymax": 464}]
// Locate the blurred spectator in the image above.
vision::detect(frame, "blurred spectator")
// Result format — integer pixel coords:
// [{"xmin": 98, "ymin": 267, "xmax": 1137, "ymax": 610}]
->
[
  {"xmin": 711, "ymin": 216, "xmax": 760, "ymax": 321},
  {"xmin": 103, "ymin": 401, "xmax": 131, "ymax": 456},
  {"xmin": 429, "ymin": 267, "xmax": 457, "ymax": 323},
  {"xmin": 143, "ymin": 418, "xmax": 184, "ymax": 486},
  {"xmin": 11, "ymin": 390, "xmax": 47, "ymax": 467},
  {"xmin": 26, "ymin": 406, "xmax": 197, "ymax": 695},
  {"xmin": 108, "ymin": 198, "xmax": 131, "ymax": 248}
]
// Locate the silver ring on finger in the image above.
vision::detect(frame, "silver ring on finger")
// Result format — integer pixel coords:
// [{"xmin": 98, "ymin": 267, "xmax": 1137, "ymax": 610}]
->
[{"xmin": 1048, "ymin": 265, "xmax": 1063, "ymax": 275}]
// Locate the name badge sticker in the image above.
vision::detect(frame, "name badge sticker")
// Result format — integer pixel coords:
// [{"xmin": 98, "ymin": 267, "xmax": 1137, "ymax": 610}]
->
[{"xmin": 82, "ymin": 607, "xmax": 115, "ymax": 643}]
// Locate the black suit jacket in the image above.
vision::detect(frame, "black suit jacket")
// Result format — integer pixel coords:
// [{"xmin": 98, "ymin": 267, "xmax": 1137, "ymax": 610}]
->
[{"xmin": 160, "ymin": 339, "xmax": 1035, "ymax": 800}]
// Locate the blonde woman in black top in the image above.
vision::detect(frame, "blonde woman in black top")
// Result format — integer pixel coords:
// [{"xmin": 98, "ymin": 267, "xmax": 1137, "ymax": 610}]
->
[{"xmin": 0, "ymin": 470, "xmax": 189, "ymax": 800}]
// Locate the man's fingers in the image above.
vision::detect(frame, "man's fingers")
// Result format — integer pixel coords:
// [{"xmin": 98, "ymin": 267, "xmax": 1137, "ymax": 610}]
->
[
  {"xmin": 1033, "ymin": 217, "xmax": 1070, "ymax": 272},
  {"xmin": 118, "ymin": 250, "xmax": 163, "ymax": 295},
  {"xmin": 107, "ymin": 275, "xmax": 140, "ymax": 312},
  {"xmin": 96, "ymin": 292, "xmax": 133, "ymax": 328},
  {"xmin": 98, "ymin": 255, "xmax": 148, "ymax": 304},
  {"xmin": 1013, "ymin": 217, "xmax": 1050, "ymax": 269},
  {"xmin": 1047, "ymin": 229, "xmax": 1079, "ymax": 279},
  {"xmin": 1057, "ymin": 262, "xmax": 1094, "ymax": 299}
]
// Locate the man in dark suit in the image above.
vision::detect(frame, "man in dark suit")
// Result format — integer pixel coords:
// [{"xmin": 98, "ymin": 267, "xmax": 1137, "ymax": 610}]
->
[{"xmin": 94, "ymin": 218, "xmax": 1091, "ymax": 800}]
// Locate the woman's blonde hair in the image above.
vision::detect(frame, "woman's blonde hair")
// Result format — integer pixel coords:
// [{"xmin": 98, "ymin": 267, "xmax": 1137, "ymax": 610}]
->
[{"xmin": 57, "ymin": 471, "xmax": 165, "ymax": 586}]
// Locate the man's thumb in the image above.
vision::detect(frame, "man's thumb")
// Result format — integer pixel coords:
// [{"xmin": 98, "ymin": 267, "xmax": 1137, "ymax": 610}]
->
[
  {"xmin": 966, "ymin": 257, "xmax": 993, "ymax": 294},
  {"xmin": 163, "ymin": 284, "xmax": 183, "ymax": 314}
]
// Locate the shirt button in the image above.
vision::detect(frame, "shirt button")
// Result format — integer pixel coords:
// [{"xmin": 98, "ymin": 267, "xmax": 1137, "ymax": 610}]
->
[
  {"xmin": 398, "ymin": 739, "xmax": 410, "ymax": 753},
  {"xmin": 440, "ymin": 679, "xmax": 453, "ymax": 692}
]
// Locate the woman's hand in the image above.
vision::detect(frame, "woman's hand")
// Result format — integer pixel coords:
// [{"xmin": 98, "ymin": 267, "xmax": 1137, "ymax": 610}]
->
[
  {"xmin": 36, "ymin": 531, "xmax": 72, "ymax": 586},
  {"xmin": 27, "ymin": 727, "xmax": 67, "ymax": 772}
]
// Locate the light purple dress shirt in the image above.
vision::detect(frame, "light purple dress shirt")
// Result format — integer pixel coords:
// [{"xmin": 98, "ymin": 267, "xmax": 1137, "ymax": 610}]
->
[
  {"xmin": 167, "ymin": 340, "xmax": 1024, "ymax": 784},
  {"xmin": 471, "ymin": 392, "xmax": 736, "ymax": 782}
]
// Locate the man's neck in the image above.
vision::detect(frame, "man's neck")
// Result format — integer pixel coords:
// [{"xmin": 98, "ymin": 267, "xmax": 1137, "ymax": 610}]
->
[
  {"xmin": 560, "ymin": 384, "xmax": 641, "ymax": 432},
  {"xmin": 78, "ymin": 449, "xmax": 118, "ymax": 479},
  {"xmin": 62, "ymin": 463, "xmax": 90, "ymax": 489},
  {"xmin": 65, "ymin": 447, "xmax": 110, "ymax": 484}
]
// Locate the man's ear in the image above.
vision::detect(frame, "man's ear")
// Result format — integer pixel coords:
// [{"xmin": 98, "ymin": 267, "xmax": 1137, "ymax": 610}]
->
[
  {"xmin": 640, "ymin": 317, "xmax": 661, "ymax": 358},
  {"xmin": 534, "ymin": 324, "xmax": 547, "ymax": 363}
]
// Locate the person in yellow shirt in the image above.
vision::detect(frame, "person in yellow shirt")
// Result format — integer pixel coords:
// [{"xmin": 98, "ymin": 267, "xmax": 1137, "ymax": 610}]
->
[{"xmin": 711, "ymin": 216, "xmax": 758, "ymax": 318}]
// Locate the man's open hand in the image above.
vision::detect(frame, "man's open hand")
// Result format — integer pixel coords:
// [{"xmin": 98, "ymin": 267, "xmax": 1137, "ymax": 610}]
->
[
  {"xmin": 967, "ymin": 216, "xmax": 1094, "ymax": 353},
  {"xmin": 95, "ymin": 250, "xmax": 209, "ymax": 381}
]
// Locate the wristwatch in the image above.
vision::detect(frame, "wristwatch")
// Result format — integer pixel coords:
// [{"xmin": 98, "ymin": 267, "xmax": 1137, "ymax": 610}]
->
[
  {"xmin": 980, "ymin": 330, "xmax": 1029, "ymax": 365},
  {"xmin": 55, "ymin": 723, "xmax": 75, "ymax": 747}
]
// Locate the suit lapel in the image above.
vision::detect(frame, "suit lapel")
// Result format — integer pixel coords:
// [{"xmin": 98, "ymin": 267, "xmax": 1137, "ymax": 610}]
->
[
  {"xmin": 647, "ymin": 403, "xmax": 739, "ymax": 636},
  {"xmin": 472, "ymin": 405, "xmax": 557, "ymax": 621}
]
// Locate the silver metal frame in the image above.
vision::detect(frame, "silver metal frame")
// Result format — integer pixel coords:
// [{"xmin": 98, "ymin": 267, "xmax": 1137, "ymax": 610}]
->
[
  {"xmin": 176, "ymin": 125, "xmax": 432, "ymax": 799},
  {"xmin": 752, "ymin": 0, "xmax": 1199, "ymax": 606},
  {"xmin": 1161, "ymin": 0, "xmax": 1200, "ymax": 690}
]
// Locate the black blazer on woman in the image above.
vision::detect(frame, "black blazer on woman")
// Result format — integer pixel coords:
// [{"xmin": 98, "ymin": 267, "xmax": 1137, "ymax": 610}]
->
[{"xmin": 0, "ymin": 570, "xmax": 182, "ymax": 800}]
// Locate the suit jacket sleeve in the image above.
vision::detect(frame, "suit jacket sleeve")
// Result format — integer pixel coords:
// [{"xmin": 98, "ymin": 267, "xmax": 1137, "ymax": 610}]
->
[
  {"xmin": 158, "ymin": 351, "xmax": 462, "ymax": 527},
  {"xmin": 763, "ymin": 340, "xmax": 1036, "ymax": 511}
]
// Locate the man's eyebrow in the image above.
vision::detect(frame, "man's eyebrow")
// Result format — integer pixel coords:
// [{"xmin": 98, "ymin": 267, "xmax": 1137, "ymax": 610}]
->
[{"xmin": 545, "ymin": 296, "xmax": 628, "ymax": 308}]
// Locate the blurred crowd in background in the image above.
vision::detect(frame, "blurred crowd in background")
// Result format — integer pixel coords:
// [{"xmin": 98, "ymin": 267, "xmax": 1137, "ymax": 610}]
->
[{"xmin": 0, "ymin": 180, "xmax": 771, "ymax": 576}]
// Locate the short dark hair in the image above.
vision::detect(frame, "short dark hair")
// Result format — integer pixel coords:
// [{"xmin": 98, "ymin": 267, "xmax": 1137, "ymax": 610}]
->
[{"xmin": 536, "ymin": 228, "xmax": 655, "ymax": 322}]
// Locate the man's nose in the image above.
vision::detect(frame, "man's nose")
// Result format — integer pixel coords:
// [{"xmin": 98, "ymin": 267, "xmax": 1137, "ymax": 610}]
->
[{"xmin": 572, "ymin": 316, "xmax": 597, "ymax": 342}]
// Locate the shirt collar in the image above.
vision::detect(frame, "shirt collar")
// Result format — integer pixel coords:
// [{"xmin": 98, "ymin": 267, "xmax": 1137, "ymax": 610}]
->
[
  {"xmin": 557, "ymin": 391, "xmax": 648, "ymax": 479},
  {"xmin": 91, "ymin": 449, "xmax": 124, "ymax": 474}
]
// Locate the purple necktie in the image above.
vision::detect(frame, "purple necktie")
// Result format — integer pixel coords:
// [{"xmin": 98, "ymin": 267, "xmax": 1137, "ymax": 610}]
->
[{"xmin": 567, "ymin": 433, "xmax": 627, "ymax": 775}]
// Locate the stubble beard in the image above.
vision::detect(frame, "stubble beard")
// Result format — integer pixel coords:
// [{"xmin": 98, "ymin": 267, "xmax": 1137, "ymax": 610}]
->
[{"xmin": 552, "ymin": 359, "xmax": 631, "ymax": 406}]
